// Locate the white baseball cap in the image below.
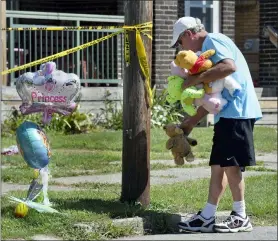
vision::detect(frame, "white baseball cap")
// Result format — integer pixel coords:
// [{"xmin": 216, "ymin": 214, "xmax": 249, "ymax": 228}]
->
[{"xmin": 170, "ymin": 17, "xmax": 203, "ymax": 48}]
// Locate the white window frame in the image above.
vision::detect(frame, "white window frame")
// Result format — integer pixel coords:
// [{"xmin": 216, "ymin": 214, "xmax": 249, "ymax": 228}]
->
[{"xmin": 184, "ymin": 0, "xmax": 220, "ymax": 33}]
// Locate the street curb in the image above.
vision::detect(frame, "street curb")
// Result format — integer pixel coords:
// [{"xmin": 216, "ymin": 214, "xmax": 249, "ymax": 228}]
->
[
  {"xmin": 31, "ymin": 234, "xmax": 62, "ymax": 240},
  {"xmin": 73, "ymin": 211, "xmax": 231, "ymax": 236},
  {"xmin": 142, "ymin": 211, "xmax": 231, "ymax": 234}
]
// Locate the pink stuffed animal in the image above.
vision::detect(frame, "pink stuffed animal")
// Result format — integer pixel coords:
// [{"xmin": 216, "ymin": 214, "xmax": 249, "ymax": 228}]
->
[{"xmin": 169, "ymin": 61, "xmax": 228, "ymax": 114}]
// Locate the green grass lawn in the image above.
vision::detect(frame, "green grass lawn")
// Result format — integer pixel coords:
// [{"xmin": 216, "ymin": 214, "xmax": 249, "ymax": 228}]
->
[
  {"xmin": 1, "ymin": 126, "xmax": 277, "ymax": 184},
  {"xmin": 1, "ymin": 126, "xmax": 277, "ymax": 240},
  {"xmin": 1, "ymin": 174, "xmax": 277, "ymax": 240}
]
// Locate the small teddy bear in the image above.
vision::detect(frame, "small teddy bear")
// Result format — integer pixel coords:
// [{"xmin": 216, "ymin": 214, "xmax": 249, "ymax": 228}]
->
[{"xmin": 163, "ymin": 123, "xmax": 197, "ymax": 165}]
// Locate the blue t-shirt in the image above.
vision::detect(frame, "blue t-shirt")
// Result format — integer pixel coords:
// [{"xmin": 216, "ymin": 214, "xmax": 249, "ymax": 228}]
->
[{"xmin": 202, "ymin": 33, "xmax": 262, "ymax": 124}]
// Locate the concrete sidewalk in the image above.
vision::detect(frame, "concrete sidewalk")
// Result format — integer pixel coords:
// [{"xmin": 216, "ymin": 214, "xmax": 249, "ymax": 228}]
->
[
  {"xmin": 1, "ymin": 152, "xmax": 276, "ymax": 195},
  {"xmin": 2, "ymin": 153, "xmax": 276, "ymax": 194},
  {"xmin": 1, "ymin": 168, "xmax": 275, "ymax": 195}
]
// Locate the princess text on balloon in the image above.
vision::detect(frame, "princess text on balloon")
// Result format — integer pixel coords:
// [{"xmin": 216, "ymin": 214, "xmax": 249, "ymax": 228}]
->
[{"xmin": 31, "ymin": 92, "xmax": 67, "ymax": 102}]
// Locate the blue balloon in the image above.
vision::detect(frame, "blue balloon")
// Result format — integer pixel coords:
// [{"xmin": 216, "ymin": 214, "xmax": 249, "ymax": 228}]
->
[{"xmin": 16, "ymin": 121, "xmax": 50, "ymax": 169}]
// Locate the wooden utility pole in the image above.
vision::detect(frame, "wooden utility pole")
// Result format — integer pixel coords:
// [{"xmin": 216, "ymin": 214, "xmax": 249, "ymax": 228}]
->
[
  {"xmin": 121, "ymin": 0, "xmax": 153, "ymax": 207},
  {"xmin": 0, "ymin": 0, "xmax": 7, "ymax": 86}
]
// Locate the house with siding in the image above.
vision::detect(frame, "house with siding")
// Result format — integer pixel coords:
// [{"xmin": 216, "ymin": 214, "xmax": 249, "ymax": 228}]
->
[{"xmin": 1, "ymin": 0, "xmax": 277, "ymax": 125}]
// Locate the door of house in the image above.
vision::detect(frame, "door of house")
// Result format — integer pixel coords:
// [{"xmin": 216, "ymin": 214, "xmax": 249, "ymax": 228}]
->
[{"xmin": 184, "ymin": 0, "xmax": 220, "ymax": 33}]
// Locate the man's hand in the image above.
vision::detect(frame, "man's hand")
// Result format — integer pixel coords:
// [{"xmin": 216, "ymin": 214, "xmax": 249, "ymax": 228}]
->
[
  {"xmin": 182, "ymin": 74, "xmax": 203, "ymax": 89},
  {"xmin": 179, "ymin": 106, "xmax": 209, "ymax": 135}
]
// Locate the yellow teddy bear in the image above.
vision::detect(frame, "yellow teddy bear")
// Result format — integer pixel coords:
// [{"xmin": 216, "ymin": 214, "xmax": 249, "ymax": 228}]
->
[{"xmin": 174, "ymin": 49, "xmax": 215, "ymax": 93}]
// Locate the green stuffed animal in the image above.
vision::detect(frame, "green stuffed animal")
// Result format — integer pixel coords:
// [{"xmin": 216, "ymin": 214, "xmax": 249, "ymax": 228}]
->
[{"xmin": 166, "ymin": 75, "xmax": 205, "ymax": 116}]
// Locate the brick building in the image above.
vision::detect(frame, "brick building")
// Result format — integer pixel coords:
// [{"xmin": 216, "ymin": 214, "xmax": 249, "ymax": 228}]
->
[
  {"xmin": 153, "ymin": 0, "xmax": 277, "ymax": 90},
  {"xmin": 4, "ymin": 0, "xmax": 278, "ymax": 89}
]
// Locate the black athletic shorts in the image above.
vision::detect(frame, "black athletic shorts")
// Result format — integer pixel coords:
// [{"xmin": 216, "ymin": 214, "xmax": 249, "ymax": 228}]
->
[{"xmin": 209, "ymin": 117, "xmax": 256, "ymax": 172}]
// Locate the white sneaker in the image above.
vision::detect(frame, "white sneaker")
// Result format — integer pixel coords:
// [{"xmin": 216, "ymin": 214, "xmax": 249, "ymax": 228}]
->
[
  {"xmin": 214, "ymin": 211, "xmax": 253, "ymax": 233},
  {"xmin": 178, "ymin": 211, "xmax": 215, "ymax": 233}
]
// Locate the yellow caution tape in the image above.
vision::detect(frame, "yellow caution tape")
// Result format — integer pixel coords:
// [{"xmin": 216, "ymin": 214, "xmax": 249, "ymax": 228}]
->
[
  {"xmin": 1, "ymin": 30, "xmax": 123, "ymax": 75},
  {"xmin": 123, "ymin": 21, "xmax": 152, "ymax": 30},
  {"xmin": 2, "ymin": 26, "xmax": 122, "ymax": 31},
  {"xmin": 141, "ymin": 31, "xmax": 153, "ymax": 40},
  {"xmin": 135, "ymin": 28, "xmax": 153, "ymax": 107},
  {"xmin": 1, "ymin": 22, "xmax": 152, "ymax": 31}
]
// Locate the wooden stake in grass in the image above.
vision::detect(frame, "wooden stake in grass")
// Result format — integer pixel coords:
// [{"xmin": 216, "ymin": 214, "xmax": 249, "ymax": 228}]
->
[{"xmin": 120, "ymin": 0, "xmax": 153, "ymax": 207}]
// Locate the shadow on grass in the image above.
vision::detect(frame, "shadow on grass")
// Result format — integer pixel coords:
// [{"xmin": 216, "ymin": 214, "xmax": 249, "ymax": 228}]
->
[{"xmin": 54, "ymin": 197, "xmax": 183, "ymax": 234}]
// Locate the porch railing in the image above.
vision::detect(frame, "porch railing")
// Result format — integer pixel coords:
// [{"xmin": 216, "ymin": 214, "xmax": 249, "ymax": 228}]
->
[{"xmin": 6, "ymin": 10, "xmax": 125, "ymax": 87}]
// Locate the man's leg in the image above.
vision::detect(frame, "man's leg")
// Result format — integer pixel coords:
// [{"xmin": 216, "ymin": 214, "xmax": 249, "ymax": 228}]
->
[
  {"xmin": 213, "ymin": 119, "xmax": 255, "ymax": 233},
  {"xmin": 200, "ymin": 165, "xmax": 227, "ymax": 219},
  {"xmin": 214, "ymin": 166, "xmax": 253, "ymax": 233},
  {"xmin": 178, "ymin": 165, "xmax": 228, "ymax": 232},
  {"xmin": 208, "ymin": 165, "xmax": 228, "ymax": 205},
  {"xmin": 178, "ymin": 113, "xmax": 226, "ymax": 233},
  {"xmin": 225, "ymin": 166, "xmax": 249, "ymax": 218},
  {"xmin": 224, "ymin": 166, "xmax": 246, "ymax": 218},
  {"xmin": 224, "ymin": 166, "xmax": 245, "ymax": 202}
]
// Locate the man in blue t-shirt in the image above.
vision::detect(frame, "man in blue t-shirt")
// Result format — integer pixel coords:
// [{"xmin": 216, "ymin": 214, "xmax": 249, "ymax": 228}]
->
[{"xmin": 169, "ymin": 17, "xmax": 262, "ymax": 233}]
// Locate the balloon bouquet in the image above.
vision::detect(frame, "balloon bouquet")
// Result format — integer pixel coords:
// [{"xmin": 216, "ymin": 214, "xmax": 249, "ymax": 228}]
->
[{"xmin": 9, "ymin": 62, "xmax": 81, "ymax": 217}]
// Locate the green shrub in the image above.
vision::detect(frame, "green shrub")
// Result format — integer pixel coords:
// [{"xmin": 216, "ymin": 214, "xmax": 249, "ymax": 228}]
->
[
  {"xmin": 1, "ymin": 88, "xmax": 184, "ymax": 134},
  {"xmin": 151, "ymin": 87, "xmax": 184, "ymax": 128},
  {"xmin": 54, "ymin": 106, "xmax": 97, "ymax": 134},
  {"xmin": 1, "ymin": 107, "xmax": 41, "ymax": 137},
  {"xmin": 1, "ymin": 106, "xmax": 97, "ymax": 136},
  {"xmin": 94, "ymin": 91, "xmax": 123, "ymax": 130},
  {"xmin": 93, "ymin": 88, "xmax": 184, "ymax": 130}
]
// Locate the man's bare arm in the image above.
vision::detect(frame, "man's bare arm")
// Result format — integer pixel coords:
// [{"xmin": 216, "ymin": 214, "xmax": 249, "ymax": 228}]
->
[
  {"xmin": 183, "ymin": 59, "xmax": 236, "ymax": 89},
  {"xmin": 199, "ymin": 58, "xmax": 236, "ymax": 83}
]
